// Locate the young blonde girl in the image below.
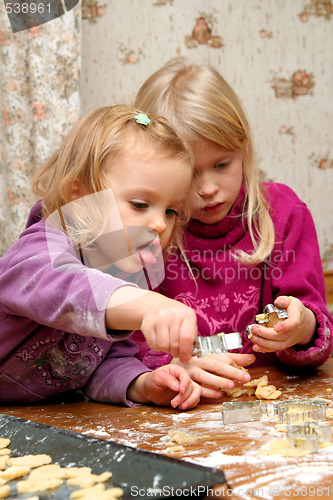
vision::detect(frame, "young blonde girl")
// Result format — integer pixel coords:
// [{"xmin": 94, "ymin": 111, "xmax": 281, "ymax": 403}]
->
[
  {"xmin": 133, "ymin": 57, "xmax": 333, "ymax": 398},
  {"xmin": 0, "ymin": 104, "xmax": 201, "ymax": 409}
]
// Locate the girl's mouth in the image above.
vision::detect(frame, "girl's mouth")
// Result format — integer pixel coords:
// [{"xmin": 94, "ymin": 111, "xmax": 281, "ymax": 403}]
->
[
  {"xmin": 134, "ymin": 240, "xmax": 160, "ymax": 266},
  {"xmin": 202, "ymin": 201, "xmax": 224, "ymax": 213}
]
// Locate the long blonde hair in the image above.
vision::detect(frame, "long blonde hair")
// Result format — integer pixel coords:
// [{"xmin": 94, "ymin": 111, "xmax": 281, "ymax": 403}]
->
[
  {"xmin": 33, "ymin": 104, "xmax": 193, "ymax": 250},
  {"xmin": 135, "ymin": 57, "xmax": 275, "ymax": 263}
]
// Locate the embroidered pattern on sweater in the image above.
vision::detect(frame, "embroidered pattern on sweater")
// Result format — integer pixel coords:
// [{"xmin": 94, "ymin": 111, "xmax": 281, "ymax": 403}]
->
[
  {"xmin": 174, "ymin": 286, "xmax": 260, "ymax": 335},
  {"xmin": 14, "ymin": 335, "xmax": 104, "ymax": 390}
]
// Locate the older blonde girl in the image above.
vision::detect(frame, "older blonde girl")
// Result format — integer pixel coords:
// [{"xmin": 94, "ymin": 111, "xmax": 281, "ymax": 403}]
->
[{"xmin": 133, "ymin": 57, "xmax": 332, "ymax": 398}]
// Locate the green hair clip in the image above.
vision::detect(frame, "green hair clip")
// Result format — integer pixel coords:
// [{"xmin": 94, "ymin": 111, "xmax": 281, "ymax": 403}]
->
[{"xmin": 134, "ymin": 113, "xmax": 150, "ymax": 126}]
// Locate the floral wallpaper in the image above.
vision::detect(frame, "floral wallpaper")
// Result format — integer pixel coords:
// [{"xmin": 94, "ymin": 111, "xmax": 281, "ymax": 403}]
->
[
  {"xmin": 81, "ymin": 0, "xmax": 333, "ymax": 272},
  {"xmin": 0, "ymin": 3, "xmax": 81, "ymax": 256}
]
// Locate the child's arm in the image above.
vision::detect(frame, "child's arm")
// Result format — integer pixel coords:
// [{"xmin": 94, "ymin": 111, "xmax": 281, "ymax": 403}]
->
[
  {"xmin": 83, "ymin": 337, "xmax": 199, "ymax": 409},
  {"xmin": 261, "ymin": 184, "xmax": 333, "ymax": 367},
  {"xmin": 106, "ymin": 286, "xmax": 197, "ymax": 364},
  {"xmin": 127, "ymin": 364, "xmax": 202, "ymax": 410},
  {"xmin": 171, "ymin": 352, "xmax": 255, "ymax": 398},
  {"xmin": 248, "ymin": 296, "xmax": 317, "ymax": 353}
]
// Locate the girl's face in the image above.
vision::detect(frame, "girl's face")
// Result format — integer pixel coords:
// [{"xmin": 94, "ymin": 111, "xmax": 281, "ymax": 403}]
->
[
  {"xmin": 190, "ymin": 140, "xmax": 243, "ymax": 224},
  {"xmin": 102, "ymin": 144, "xmax": 191, "ymax": 272}
]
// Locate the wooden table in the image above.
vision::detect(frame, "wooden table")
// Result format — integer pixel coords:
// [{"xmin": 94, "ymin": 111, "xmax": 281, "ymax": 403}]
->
[{"xmin": 1, "ymin": 360, "xmax": 333, "ymax": 499}]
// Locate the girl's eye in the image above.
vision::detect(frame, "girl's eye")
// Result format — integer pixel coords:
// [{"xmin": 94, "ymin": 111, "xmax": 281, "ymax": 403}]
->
[
  {"xmin": 131, "ymin": 201, "xmax": 148, "ymax": 210},
  {"xmin": 166, "ymin": 208, "xmax": 178, "ymax": 217},
  {"xmin": 214, "ymin": 161, "xmax": 229, "ymax": 169}
]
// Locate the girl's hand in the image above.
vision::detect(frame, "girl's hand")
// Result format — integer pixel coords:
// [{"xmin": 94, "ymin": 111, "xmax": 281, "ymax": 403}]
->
[
  {"xmin": 249, "ymin": 296, "xmax": 316, "ymax": 353},
  {"xmin": 128, "ymin": 364, "xmax": 201, "ymax": 410},
  {"xmin": 172, "ymin": 352, "xmax": 255, "ymax": 398},
  {"xmin": 140, "ymin": 296, "xmax": 197, "ymax": 365},
  {"xmin": 106, "ymin": 287, "xmax": 197, "ymax": 365}
]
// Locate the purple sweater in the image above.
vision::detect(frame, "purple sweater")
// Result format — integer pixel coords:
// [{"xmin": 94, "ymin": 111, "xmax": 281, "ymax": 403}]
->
[
  {"xmin": 0, "ymin": 202, "xmax": 150, "ymax": 405},
  {"xmin": 133, "ymin": 183, "xmax": 333, "ymax": 369}
]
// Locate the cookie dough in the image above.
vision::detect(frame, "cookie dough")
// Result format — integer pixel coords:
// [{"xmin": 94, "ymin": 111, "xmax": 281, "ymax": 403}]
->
[
  {"xmin": 0, "ymin": 441, "xmax": 10, "ymax": 451},
  {"xmin": 168, "ymin": 430, "xmax": 197, "ymax": 444},
  {"xmin": 0, "ymin": 437, "xmax": 123, "ymax": 499},
  {"xmin": 8, "ymin": 454, "xmax": 52, "ymax": 469},
  {"xmin": 245, "ymin": 375, "xmax": 282, "ymax": 400}
]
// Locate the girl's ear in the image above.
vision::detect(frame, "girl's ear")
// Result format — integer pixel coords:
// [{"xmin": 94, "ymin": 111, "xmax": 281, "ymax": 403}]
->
[{"xmin": 71, "ymin": 179, "xmax": 82, "ymax": 201}]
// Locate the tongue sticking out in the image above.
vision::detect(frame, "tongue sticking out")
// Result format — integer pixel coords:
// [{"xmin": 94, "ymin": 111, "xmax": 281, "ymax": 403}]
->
[{"xmin": 135, "ymin": 245, "xmax": 157, "ymax": 266}]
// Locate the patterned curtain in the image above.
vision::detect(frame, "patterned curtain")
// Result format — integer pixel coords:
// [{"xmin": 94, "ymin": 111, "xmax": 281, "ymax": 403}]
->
[{"xmin": 0, "ymin": 4, "xmax": 81, "ymax": 256}]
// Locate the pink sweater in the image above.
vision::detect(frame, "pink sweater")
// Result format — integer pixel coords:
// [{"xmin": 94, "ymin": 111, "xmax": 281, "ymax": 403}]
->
[{"xmin": 133, "ymin": 183, "xmax": 333, "ymax": 369}]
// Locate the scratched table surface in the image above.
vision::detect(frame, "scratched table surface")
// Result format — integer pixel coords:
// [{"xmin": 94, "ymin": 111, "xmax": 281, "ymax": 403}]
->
[{"xmin": 1, "ymin": 360, "xmax": 333, "ymax": 499}]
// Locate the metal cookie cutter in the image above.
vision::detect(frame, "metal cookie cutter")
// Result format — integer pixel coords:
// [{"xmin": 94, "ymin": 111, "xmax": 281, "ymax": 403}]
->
[
  {"xmin": 245, "ymin": 303, "xmax": 288, "ymax": 338},
  {"xmin": 192, "ymin": 332, "xmax": 243, "ymax": 358},
  {"xmin": 276, "ymin": 399, "xmax": 327, "ymax": 425},
  {"xmin": 286, "ymin": 421, "xmax": 332, "ymax": 453},
  {"xmin": 221, "ymin": 401, "xmax": 275, "ymax": 424}
]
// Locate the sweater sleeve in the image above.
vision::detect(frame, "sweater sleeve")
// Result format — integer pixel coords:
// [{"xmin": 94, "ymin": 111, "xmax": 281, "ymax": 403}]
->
[
  {"xmin": 268, "ymin": 191, "xmax": 333, "ymax": 367},
  {"xmin": 0, "ymin": 223, "xmax": 138, "ymax": 342},
  {"xmin": 132, "ymin": 329, "xmax": 172, "ymax": 369},
  {"xmin": 83, "ymin": 337, "xmax": 151, "ymax": 406}
]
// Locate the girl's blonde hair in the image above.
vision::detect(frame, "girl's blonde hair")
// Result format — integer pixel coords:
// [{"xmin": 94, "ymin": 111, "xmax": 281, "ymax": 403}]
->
[
  {"xmin": 33, "ymin": 104, "xmax": 193, "ymax": 250},
  {"xmin": 134, "ymin": 57, "xmax": 275, "ymax": 264}
]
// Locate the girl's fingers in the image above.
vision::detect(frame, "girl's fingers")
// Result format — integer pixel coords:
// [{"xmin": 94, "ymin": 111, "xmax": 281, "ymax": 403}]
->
[
  {"xmin": 154, "ymin": 365, "xmax": 192, "ymax": 396},
  {"xmin": 153, "ymin": 323, "xmax": 172, "ymax": 353},
  {"xmin": 274, "ymin": 320, "xmax": 292, "ymax": 334},
  {"xmin": 200, "ymin": 386, "xmax": 224, "ymax": 399},
  {"xmin": 177, "ymin": 394, "xmax": 199, "ymax": 410},
  {"xmin": 152, "ymin": 367, "xmax": 180, "ymax": 392},
  {"xmin": 143, "ymin": 310, "xmax": 196, "ymax": 364},
  {"xmin": 228, "ymin": 353, "xmax": 256, "ymax": 366},
  {"xmin": 274, "ymin": 295, "xmax": 292, "ymax": 309},
  {"xmin": 177, "ymin": 315, "xmax": 197, "ymax": 364},
  {"xmin": 168, "ymin": 320, "xmax": 182, "ymax": 360},
  {"xmin": 251, "ymin": 335, "xmax": 287, "ymax": 352},
  {"xmin": 189, "ymin": 366, "xmax": 237, "ymax": 390},
  {"xmin": 170, "ymin": 392, "xmax": 186, "ymax": 408},
  {"xmin": 141, "ymin": 320, "xmax": 158, "ymax": 351},
  {"xmin": 201, "ymin": 373, "xmax": 235, "ymax": 390},
  {"xmin": 195, "ymin": 357, "xmax": 251, "ymax": 384},
  {"xmin": 169, "ymin": 364, "xmax": 191, "ymax": 394},
  {"xmin": 170, "ymin": 385, "xmax": 191, "ymax": 408},
  {"xmin": 250, "ymin": 324, "xmax": 289, "ymax": 342},
  {"xmin": 172, "ymin": 383, "xmax": 201, "ymax": 410},
  {"xmin": 252, "ymin": 343, "xmax": 275, "ymax": 353},
  {"xmin": 250, "ymin": 324, "xmax": 275, "ymax": 338}
]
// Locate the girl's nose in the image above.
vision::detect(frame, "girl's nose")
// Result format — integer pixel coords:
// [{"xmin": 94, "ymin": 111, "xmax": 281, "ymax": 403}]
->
[
  {"xmin": 196, "ymin": 175, "xmax": 218, "ymax": 198},
  {"xmin": 149, "ymin": 214, "xmax": 167, "ymax": 235}
]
